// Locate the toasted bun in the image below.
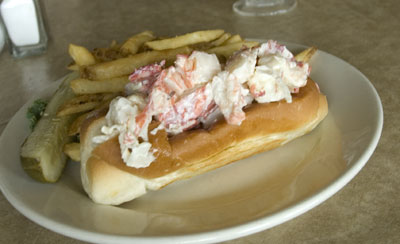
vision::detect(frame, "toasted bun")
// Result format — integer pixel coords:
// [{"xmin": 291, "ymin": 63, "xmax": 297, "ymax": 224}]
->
[{"xmin": 80, "ymin": 79, "xmax": 328, "ymax": 205}]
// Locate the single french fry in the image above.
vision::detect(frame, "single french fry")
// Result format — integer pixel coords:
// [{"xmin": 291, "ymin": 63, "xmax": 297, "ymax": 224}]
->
[
  {"xmin": 63, "ymin": 143, "xmax": 81, "ymax": 162},
  {"xmin": 120, "ymin": 31, "xmax": 155, "ymax": 55},
  {"xmin": 207, "ymin": 41, "xmax": 260, "ymax": 58},
  {"xmin": 210, "ymin": 33, "xmax": 232, "ymax": 47},
  {"xmin": 145, "ymin": 29, "xmax": 224, "ymax": 50},
  {"xmin": 70, "ymin": 76, "xmax": 129, "ymax": 95},
  {"xmin": 295, "ymin": 46, "xmax": 317, "ymax": 63},
  {"xmin": 92, "ymin": 47, "xmax": 123, "ymax": 62},
  {"xmin": 57, "ymin": 93, "xmax": 117, "ymax": 116},
  {"xmin": 68, "ymin": 112, "xmax": 90, "ymax": 136},
  {"xmin": 68, "ymin": 97, "xmax": 113, "ymax": 136},
  {"xmin": 83, "ymin": 46, "xmax": 192, "ymax": 80},
  {"xmin": 223, "ymin": 34, "xmax": 243, "ymax": 45},
  {"xmin": 109, "ymin": 40, "xmax": 120, "ymax": 50},
  {"xmin": 67, "ymin": 63, "xmax": 79, "ymax": 71},
  {"xmin": 90, "ymin": 40, "xmax": 123, "ymax": 62},
  {"xmin": 69, "ymin": 44, "xmax": 97, "ymax": 66},
  {"xmin": 57, "ymin": 94, "xmax": 104, "ymax": 116}
]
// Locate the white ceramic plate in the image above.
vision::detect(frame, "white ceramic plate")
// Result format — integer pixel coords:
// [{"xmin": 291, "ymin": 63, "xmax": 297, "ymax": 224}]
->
[{"xmin": 0, "ymin": 43, "xmax": 383, "ymax": 244}]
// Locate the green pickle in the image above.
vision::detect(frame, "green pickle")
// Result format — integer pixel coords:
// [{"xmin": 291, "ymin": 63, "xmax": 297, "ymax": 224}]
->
[{"xmin": 20, "ymin": 73, "xmax": 79, "ymax": 182}]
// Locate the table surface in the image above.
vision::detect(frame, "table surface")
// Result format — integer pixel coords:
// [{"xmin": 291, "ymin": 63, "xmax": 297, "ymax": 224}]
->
[{"xmin": 1, "ymin": 0, "xmax": 399, "ymax": 243}]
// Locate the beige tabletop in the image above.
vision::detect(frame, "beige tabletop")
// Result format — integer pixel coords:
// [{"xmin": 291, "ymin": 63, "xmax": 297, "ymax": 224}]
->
[{"xmin": 0, "ymin": 0, "xmax": 399, "ymax": 243}]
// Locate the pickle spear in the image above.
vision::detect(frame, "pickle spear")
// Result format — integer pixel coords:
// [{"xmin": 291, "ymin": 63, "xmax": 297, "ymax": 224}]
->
[{"xmin": 20, "ymin": 73, "xmax": 79, "ymax": 182}]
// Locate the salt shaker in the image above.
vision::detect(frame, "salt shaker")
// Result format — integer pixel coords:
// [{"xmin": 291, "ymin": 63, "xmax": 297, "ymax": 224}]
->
[{"xmin": 0, "ymin": 0, "xmax": 48, "ymax": 58}]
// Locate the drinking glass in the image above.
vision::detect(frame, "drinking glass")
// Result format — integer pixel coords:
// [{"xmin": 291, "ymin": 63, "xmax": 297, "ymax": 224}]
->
[{"xmin": 233, "ymin": 0, "xmax": 297, "ymax": 16}]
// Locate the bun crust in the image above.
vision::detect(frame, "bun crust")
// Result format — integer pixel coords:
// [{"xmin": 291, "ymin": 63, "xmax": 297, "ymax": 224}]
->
[{"xmin": 80, "ymin": 78, "xmax": 328, "ymax": 205}]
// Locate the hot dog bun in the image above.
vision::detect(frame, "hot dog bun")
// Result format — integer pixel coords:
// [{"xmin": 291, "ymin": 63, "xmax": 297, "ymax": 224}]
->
[{"xmin": 80, "ymin": 78, "xmax": 328, "ymax": 205}]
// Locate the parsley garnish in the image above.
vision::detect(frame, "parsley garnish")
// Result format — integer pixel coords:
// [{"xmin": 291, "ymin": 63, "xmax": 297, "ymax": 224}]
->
[{"xmin": 27, "ymin": 99, "xmax": 48, "ymax": 130}]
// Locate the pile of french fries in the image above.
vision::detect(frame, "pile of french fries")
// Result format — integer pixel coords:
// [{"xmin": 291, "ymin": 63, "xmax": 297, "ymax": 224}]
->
[
  {"xmin": 61, "ymin": 29, "xmax": 316, "ymax": 161},
  {"xmin": 61, "ymin": 29, "xmax": 260, "ymax": 161}
]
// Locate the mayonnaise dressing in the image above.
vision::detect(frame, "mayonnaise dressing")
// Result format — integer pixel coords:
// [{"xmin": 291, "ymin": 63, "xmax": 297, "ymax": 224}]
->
[
  {"xmin": 211, "ymin": 48, "xmax": 257, "ymax": 125},
  {"xmin": 92, "ymin": 94, "xmax": 156, "ymax": 168},
  {"xmin": 151, "ymin": 52, "xmax": 221, "ymax": 134},
  {"xmin": 248, "ymin": 40, "xmax": 309, "ymax": 103}
]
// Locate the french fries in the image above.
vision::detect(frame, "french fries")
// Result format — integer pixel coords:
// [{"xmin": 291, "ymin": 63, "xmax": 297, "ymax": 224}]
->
[
  {"xmin": 57, "ymin": 93, "xmax": 118, "ymax": 116},
  {"xmin": 295, "ymin": 46, "xmax": 317, "ymax": 63},
  {"xmin": 67, "ymin": 63, "xmax": 80, "ymax": 71},
  {"xmin": 145, "ymin": 29, "xmax": 224, "ymax": 50},
  {"xmin": 68, "ymin": 99, "xmax": 113, "ymax": 136},
  {"xmin": 68, "ymin": 44, "xmax": 97, "ymax": 66},
  {"xmin": 92, "ymin": 40, "xmax": 124, "ymax": 62},
  {"xmin": 63, "ymin": 143, "xmax": 81, "ymax": 162},
  {"xmin": 70, "ymin": 76, "xmax": 129, "ymax": 95},
  {"xmin": 68, "ymin": 112, "xmax": 90, "ymax": 136},
  {"xmin": 207, "ymin": 41, "xmax": 260, "ymax": 58},
  {"xmin": 210, "ymin": 33, "xmax": 232, "ymax": 47},
  {"xmin": 120, "ymin": 31, "xmax": 155, "ymax": 55},
  {"xmin": 83, "ymin": 46, "xmax": 192, "ymax": 80},
  {"xmin": 223, "ymin": 34, "xmax": 243, "ymax": 45}
]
